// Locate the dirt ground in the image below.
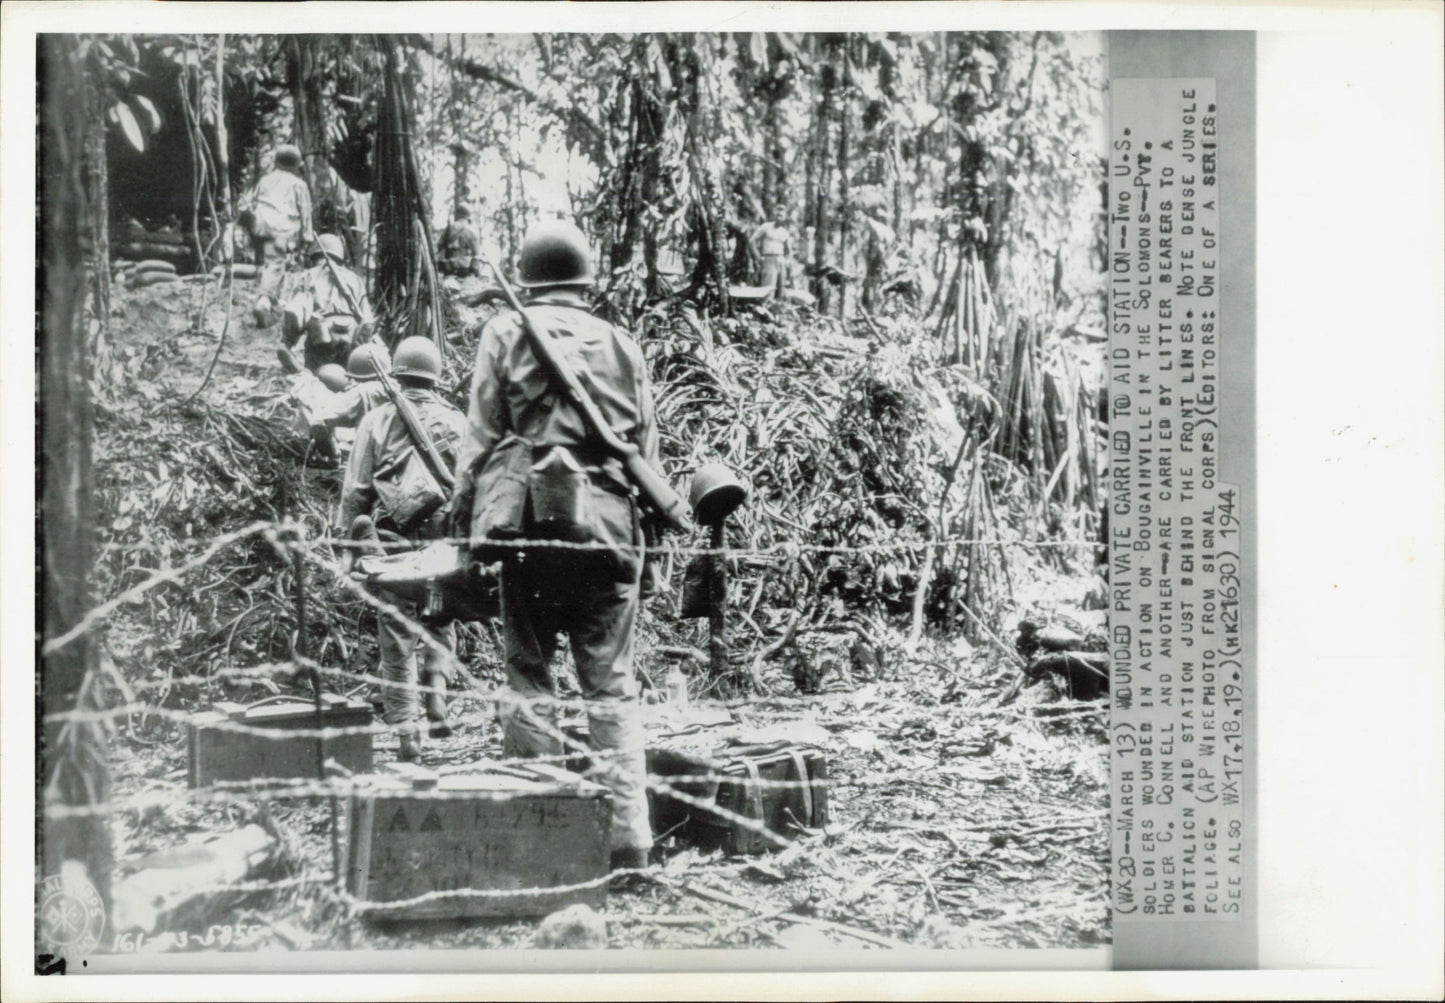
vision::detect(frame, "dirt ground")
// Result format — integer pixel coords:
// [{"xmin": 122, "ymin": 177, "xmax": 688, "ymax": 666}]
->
[{"xmin": 97, "ymin": 270, "xmax": 1110, "ymax": 954}]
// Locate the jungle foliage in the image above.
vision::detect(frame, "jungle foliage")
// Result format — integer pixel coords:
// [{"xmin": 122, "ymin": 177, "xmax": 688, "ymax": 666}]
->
[{"xmin": 73, "ymin": 30, "xmax": 1107, "ymax": 670}]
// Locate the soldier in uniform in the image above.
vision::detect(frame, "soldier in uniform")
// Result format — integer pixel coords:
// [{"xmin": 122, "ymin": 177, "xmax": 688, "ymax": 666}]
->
[
  {"xmin": 303, "ymin": 342, "xmax": 393, "ymax": 461},
  {"xmin": 437, "ymin": 206, "xmax": 480, "ymax": 278},
  {"xmin": 317, "ymin": 343, "xmax": 392, "ymax": 432},
  {"xmin": 448, "ymin": 219, "xmax": 658, "ymax": 872},
  {"xmin": 280, "ymin": 234, "xmax": 374, "ymax": 373},
  {"xmin": 242, "ymin": 143, "xmax": 313, "ymax": 326},
  {"xmin": 339, "ymin": 337, "xmax": 466, "ymax": 761},
  {"xmin": 750, "ymin": 216, "xmax": 793, "ymax": 297}
]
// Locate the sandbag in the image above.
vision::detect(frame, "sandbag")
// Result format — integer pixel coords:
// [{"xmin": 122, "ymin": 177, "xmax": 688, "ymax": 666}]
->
[
  {"xmin": 121, "ymin": 242, "xmax": 190, "ymax": 260},
  {"xmin": 211, "ymin": 263, "xmax": 259, "ymax": 280},
  {"xmin": 134, "ymin": 259, "xmax": 178, "ymax": 275},
  {"xmin": 131, "ymin": 271, "xmax": 178, "ymax": 288}
]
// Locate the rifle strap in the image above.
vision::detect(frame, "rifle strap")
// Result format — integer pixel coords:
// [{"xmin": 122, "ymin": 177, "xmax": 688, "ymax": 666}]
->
[
  {"xmin": 513, "ymin": 304, "xmax": 628, "ymax": 456},
  {"xmin": 389, "ymin": 392, "xmax": 444, "ymax": 483}
]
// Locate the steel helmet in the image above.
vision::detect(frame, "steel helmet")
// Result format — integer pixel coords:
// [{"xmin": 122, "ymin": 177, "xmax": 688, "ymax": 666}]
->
[
  {"xmin": 689, "ymin": 462, "xmax": 749, "ymax": 525},
  {"xmin": 310, "ymin": 233, "xmax": 346, "ymax": 261},
  {"xmin": 274, "ymin": 143, "xmax": 302, "ymax": 168},
  {"xmin": 391, "ymin": 336, "xmax": 442, "ymax": 383},
  {"xmin": 346, "ymin": 343, "xmax": 391, "ymax": 381},
  {"xmin": 315, "ymin": 363, "xmax": 349, "ymax": 393},
  {"xmin": 517, "ymin": 220, "xmax": 594, "ymax": 288}
]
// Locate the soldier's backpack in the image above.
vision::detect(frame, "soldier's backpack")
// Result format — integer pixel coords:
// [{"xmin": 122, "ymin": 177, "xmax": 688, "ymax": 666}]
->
[
  {"xmin": 373, "ymin": 410, "xmax": 451, "ymax": 533},
  {"xmin": 374, "ymin": 448, "xmax": 448, "ymax": 533}
]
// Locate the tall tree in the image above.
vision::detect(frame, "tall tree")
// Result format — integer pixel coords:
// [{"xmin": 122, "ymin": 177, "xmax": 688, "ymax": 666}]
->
[
  {"xmin": 289, "ymin": 36, "xmax": 340, "ymax": 235},
  {"xmin": 38, "ymin": 32, "xmax": 113, "ymax": 954}
]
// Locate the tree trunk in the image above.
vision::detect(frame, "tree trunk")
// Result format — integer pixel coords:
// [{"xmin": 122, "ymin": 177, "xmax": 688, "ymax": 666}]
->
[
  {"xmin": 640, "ymin": 89, "xmax": 664, "ymax": 301},
  {"xmin": 39, "ymin": 32, "xmax": 113, "ymax": 961},
  {"xmin": 762, "ymin": 91, "xmax": 782, "ymax": 219},
  {"xmin": 373, "ymin": 37, "xmax": 440, "ymax": 345},
  {"xmin": 290, "ymin": 36, "xmax": 334, "ymax": 236},
  {"xmin": 83, "ymin": 90, "xmax": 110, "ymax": 360},
  {"xmin": 610, "ymin": 44, "xmax": 649, "ymax": 278},
  {"xmin": 503, "ymin": 101, "xmax": 519, "ymax": 270},
  {"xmin": 811, "ymin": 36, "xmax": 834, "ymax": 313},
  {"xmin": 836, "ymin": 36, "xmax": 851, "ymax": 320},
  {"xmin": 802, "ymin": 67, "xmax": 818, "ymax": 298},
  {"xmin": 676, "ymin": 36, "xmax": 730, "ymax": 314}
]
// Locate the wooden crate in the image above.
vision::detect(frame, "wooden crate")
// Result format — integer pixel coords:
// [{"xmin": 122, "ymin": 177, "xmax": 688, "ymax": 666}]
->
[
  {"xmin": 648, "ymin": 744, "xmax": 830, "ymax": 855},
  {"xmin": 187, "ymin": 694, "xmax": 374, "ymax": 788},
  {"xmin": 345, "ymin": 763, "xmax": 612, "ymax": 920}
]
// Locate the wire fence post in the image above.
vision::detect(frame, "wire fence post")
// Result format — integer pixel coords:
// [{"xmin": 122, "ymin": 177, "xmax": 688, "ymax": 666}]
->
[{"xmin": 286, "ymin": 523, "xmax": 342, "ymax": 889}]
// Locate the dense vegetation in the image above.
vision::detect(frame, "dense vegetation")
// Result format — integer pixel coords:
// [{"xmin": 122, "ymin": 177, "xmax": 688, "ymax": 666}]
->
[
  {"xmin": 41, "ymin": 32, "xmax": 1111, "ymax": 950},
  {"xmin": 74, "ymin": 31, "xmax": 1107, "ymax": 651}
]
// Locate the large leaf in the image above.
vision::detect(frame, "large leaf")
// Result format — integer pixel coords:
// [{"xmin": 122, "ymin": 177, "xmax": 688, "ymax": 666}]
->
[
  {"xmin": 131, "ymin": 95, "xmax": 161, "ymax": 133},
  {"xmin": 748, "ymin": 32, "xmax": 767, "ymax": 69},
  {"xmin": 112, "ymin": 101, "xmax": 145, "ymax": 152}
]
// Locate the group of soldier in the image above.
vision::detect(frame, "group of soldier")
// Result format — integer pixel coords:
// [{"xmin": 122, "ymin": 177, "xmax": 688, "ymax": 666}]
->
[{"xmin": 238, "ymin": 145, "xmax": 657, "ymax": 872}]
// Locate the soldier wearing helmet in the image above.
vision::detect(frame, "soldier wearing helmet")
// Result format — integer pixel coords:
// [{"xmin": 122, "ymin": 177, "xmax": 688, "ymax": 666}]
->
[
  {"xmin": 242, "ymin": 143, "xmax": 314, "ymax": 326},
  {"xmin": 437, "ymin": 205, "xmax": 480, "ymax": 278},
  {"xmin": 448, "ymin": 219, "xmax": 660, "ymax": 872},
  {"xmin": 279, "ymin": 233, "xmax": 375, "ymax": 372},
  {"xmin": 340, "ymin": 336, "xmax": 467, "ymax": 761},
  {"xmin": 309, "ymin": 342, "xmax": 392, "ymax": 453}
]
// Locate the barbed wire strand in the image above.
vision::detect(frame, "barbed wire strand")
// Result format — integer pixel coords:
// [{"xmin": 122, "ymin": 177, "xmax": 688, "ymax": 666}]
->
[
  {"xmin": 45, "ymin": 517, "xmax": 1107, "ymax": 925},
  {"xmin": 42, "ymin": 521, "xmax": 273, "ymax": 655},
  {"xmin": 115, "ymin": 657, "xmax": 1107, "ymax": 727},
  {"xmin": 43, "ymin": 756, "xmax": 1098, "ymax": 819}
]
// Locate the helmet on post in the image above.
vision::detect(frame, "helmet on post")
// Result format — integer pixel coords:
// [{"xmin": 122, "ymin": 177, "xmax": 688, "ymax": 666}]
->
[
  {"xmin": 391, "ymin": 336, "xmax": 442, "ymax": 383},
  {"xmin": 310, "ymin": 234, "xmax": 346, "ymax": 262},
  {"xmin": 316, "ymin": 363, "xmax": 350, "ymax": 393},
  {"xmin": 689, "ymin": 463, "xmax": 749, "ymax": 525},
  {"xmin": 274, "ymin": 143, "xmax": 302, "ymax": 169},
  {"xmin": 517, "ymin": 220, "xmax": 594, "ymax": 288},
  {"xmin": 346, "ymin": 343, "xmax": 391, "ymax": 381}
]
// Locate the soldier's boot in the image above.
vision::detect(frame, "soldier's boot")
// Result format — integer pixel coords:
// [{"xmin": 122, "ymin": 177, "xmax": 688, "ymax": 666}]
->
[
  {"xmin": 307, "ymin": 425, "xmax": 340, "ymax": 468},
  {"xmin": 423, "ymin": 671, "xmax": 451, "ymax": 739},
  {"xmin": 397, "ymin": 726, "xmax": 424, "ymax": 763},
  {"xmin": 589, "ymin": 699, "xmax": 653, "ymax": 888},
  {"xmin": 609, "ymin": 847, "xmax": 649, "ymax": 873}
]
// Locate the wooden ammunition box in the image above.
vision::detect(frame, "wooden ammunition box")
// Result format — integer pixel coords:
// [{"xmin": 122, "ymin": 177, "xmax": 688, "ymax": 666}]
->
[
  {"xmin": 648, "ymin": 744, "xmax": 831, "ymax": 855},
  {"xmin": 345, "ymin": 763, "xmax": 612, "ymax": 920},
  {"xmin": 187, "ymin": 695, "xmax": 374, "ymax": 788}
]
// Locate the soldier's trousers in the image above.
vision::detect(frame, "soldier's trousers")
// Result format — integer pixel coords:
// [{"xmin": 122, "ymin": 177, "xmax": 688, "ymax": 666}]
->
[
  {"xmin": 758, "ymin": 254, "xmax": 787, "ymax": 296},
  {"xmin": 497, "ymin": 547, "xmax": 651, "ymax": 854},
  {"xmin": 376, "ymin": 588, "xmax": 455, "ymax": 732},
  {"xmin": 251, "ymin": 231, "xmax": 297, "ymax": 314}
]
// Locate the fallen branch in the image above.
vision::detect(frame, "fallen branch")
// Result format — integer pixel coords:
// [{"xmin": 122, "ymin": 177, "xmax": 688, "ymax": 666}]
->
[
  {"xmin": 876, "ymin": 820, "xmax": 966, "ymax": 854},
  {"xmin": 655, "ymin": 645, "xmax": 708, "ymax": 664},
  {"xmin": 685, "ymin": 881, "xmax": 910, "ymax": 950},
  {"xmin": 621, "ymin": 913, "xmax": 715, "ymax": 927},
  {"xmin": 111, "ymin": 824, "xmax": 279, "ymax": 934},
  {"xmin": 749, "ymin": 597, "xmax": 814, "ymax": 685}
]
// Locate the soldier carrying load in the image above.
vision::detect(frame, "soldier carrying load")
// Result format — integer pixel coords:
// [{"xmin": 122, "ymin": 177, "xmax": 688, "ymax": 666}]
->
[
  {"xmin": 240, "ymin": 143, "xmax": 313, "ymax": 327},
  {"xmin": 339, "ymin": 337, "xmax": 466, "ymax": 762},
  {"xmin": 278, "ymin": 234, "xmax": 375, "ymax": 373},
  {"xmin": 448, "ymin": 219, "xmax": 689, "ymax": 873}
]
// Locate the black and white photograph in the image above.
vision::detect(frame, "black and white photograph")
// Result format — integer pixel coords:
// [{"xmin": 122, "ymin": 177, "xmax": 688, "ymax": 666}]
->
[
  {"xmin": 7, "ymin": 2, "xmax": 1443, "ymax": 1000},
  {"xmin": 33, "ymin": 22, "xmax": 1113, "ymax": 961}
]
